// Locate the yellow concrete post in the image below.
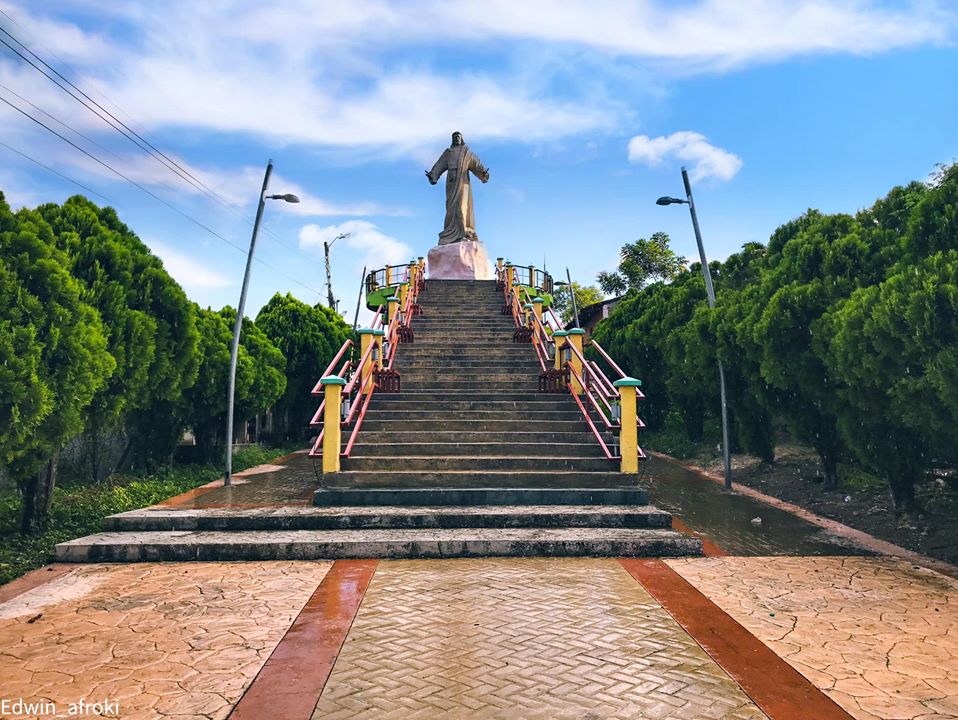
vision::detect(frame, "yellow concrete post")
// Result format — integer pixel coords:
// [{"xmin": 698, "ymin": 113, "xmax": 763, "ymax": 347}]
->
[
  {"xmin": 373, "ymin": 328, "xmax": 385, "ymax": 378},
  {"xmin": 528, "ymin": 264, "xmax": 536, "ymax": 291},
  {"xmin": 552, "ymin": 330, "xmax": 568, "ymax": 371},
  {"xmin": 385, "ymin": 265, "xmax": 392, "ymax": 286},
  {"xmin": 505, "ymin": 263, "xmax": 514, "ymax": 298},
  {"xmin": 567, "ymin": 328, "xmax": 585, "ymax": 394},
  {"xmin": 386, "ymin": 296, "xmax": 399, "ymax": 327},
  {"xmin": 408, "ymin": 260, "xmax": 417, "ymax": 288},
  {"xmin": 523, "ymin": 302, "xmax": 533, "ymax": 329},
  {"xmin": 532, "ymin": 296, "xmax": 545, "ymax": 345},
  {"xmin": 496, "ymin": 257, "xmax": 504, "ymax": 283},
  {"xmin": 398, "ymin": 280, "xmax": 408, "ymax": 309},
  {"xmin": 358, "ymin": 329, "xmax": 377, "ymax": 395},
  {"xmin": 613, "ymin": 377, "xmax": 643, "ymax": 474},
  {"xmin": 320, "ymin": 375, "xmax": 346, "ymax": 473}
]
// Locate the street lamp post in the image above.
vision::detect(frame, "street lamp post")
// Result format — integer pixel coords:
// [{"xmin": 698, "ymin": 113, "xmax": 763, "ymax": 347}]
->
[
  {"xmin": 324, "ymin": 232, "xmax": 351, "ymax": 310},
  {"xmin": 656, "ymin": 166, "xmax": 733, "ymax": 489},
  {"xmin": 225, "ymin": 159, "xmax": 299, "ymax": 485}
]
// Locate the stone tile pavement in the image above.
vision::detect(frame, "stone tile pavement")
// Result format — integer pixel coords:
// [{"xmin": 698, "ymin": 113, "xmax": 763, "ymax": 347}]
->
[
  {"xmin": 2, "ymin": 556, "xmax": 957, "ymax": 719},
  {"xmin": 0, "ymin": 561, "xmax": 331, "ymax": 720},
  {"xmin": 668, "ymin": 556, "xmax": 958, "ymax": 720}
]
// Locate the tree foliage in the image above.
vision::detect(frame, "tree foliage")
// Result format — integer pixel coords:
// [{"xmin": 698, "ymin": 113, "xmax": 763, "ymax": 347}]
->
[
  {"xmin": 552, "ymin": 282, "xmax": 605, "ymax": 325},
  {"xmin": 179, "ymin": 306, "xmax": 286, "ymax": 462},
  {"xmin": 593, "ymin": 164, "xmax": 958, "ymax": 512},
  {"xmin": 255, "ymin": 293, "xmax": 353, "ymax": 439},
  {"xmin": 0, "ymin": 195, "xmax": 114, "ymax": 533},
  {"xmin": 597, "ymin": 232, "xmax": 686, "ymax": 295},
  {"xmin": 37, "ymin": 196, "xmax": 199, "ymax": 476}
]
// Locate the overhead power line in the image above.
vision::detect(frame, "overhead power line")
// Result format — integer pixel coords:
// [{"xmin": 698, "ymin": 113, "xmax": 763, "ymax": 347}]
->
[
  {"xmin": 0, "ymin": 93, "xmax": 322, "ymax": 296},
  {"xmin": 0, "ymin": 21, "xmax": 323, "ymax": 268},
  {"xmin": 0, "ymin": 140, "xmax": 115, "ymax": 204}
]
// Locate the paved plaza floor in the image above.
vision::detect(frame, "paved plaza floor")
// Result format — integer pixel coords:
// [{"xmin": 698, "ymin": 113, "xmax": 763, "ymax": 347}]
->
[{"xmin": 1, "ymin": 455, "xmax": 956, "ymax": 720}]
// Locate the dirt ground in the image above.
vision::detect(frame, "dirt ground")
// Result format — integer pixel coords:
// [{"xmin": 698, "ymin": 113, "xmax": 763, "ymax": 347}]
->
[{"xmin": 675, "ymin": 441, "xmax": 958, "ymax": 567}]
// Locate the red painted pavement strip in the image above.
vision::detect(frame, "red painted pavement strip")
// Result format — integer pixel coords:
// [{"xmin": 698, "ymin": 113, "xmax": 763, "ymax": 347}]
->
[
  {"xmin": 620, "ymin": 558, "xmax": 854, "ymax": 720},
  {"xmin": 229, "ymin": 559, "xmax": 378, "ymax": 720},
  {"xmin": 0, "ymin": 563, "xmax": 76, "ymax": 603},
  {"xmin": 157, "ymin": 449, "xmax": 304, "ymax": 508},
  {"xmin": 669, "ymin": 516, "xmax": 728, "ymax": 557}
]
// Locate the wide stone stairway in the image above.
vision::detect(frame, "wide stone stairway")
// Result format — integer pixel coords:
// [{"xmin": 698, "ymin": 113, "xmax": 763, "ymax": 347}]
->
[{"xmin": 56, "ymin": 279, "xmax": 701, "ymax": 560}]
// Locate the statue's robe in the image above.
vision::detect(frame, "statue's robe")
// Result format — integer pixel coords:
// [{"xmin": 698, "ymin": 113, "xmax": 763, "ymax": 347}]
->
[{"xmin": 427, "ymin": 144, "xmax": 489, "ymax": 245}]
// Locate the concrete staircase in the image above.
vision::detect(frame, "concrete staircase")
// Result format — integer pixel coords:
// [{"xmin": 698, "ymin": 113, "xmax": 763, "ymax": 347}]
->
[{"xmin": 55, "ymin": 279, "xmax": 701, "ymax": 561}]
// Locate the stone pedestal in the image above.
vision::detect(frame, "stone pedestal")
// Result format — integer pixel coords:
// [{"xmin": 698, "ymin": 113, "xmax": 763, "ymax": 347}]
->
[{"xmin": 426, "ymin": 241, "xmax": 494, "ymax": 280}]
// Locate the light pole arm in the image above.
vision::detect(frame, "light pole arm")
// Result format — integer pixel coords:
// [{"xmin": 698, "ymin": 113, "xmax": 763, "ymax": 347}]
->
[{"xmin": 225, "ymin": 159, "xmax": 273, "ymax": 484}]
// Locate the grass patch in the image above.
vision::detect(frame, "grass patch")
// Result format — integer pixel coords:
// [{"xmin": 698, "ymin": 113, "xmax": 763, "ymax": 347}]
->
[{"xmin": 0, "ymin": 445, "xmax": 295, "ymax": 586}]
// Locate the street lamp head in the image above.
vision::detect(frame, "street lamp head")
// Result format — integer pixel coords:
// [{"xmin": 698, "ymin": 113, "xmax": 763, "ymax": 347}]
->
[
  {"xmin": 267, "ymin": 193, "xmax": 300, "ymax": 203},
  {"xmin": 656, "ymin": 196, "xmax": 687, "ymax": 206}
]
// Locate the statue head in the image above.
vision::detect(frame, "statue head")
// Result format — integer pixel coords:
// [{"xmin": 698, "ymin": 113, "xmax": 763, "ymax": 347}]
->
[{"xmin": 451, "ymin": 131, "xmax": 464, "ymax": 146}]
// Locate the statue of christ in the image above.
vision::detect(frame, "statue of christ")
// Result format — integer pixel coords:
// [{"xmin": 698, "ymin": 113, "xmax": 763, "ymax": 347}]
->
[{"xmin": 426, "ymin": 131, "xmax": 490, "ymax": 245}]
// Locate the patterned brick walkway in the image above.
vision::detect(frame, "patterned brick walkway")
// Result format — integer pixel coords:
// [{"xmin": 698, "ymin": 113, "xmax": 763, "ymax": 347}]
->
[{"xmin": 312, "ymin": 558, "xmax": 766, "ymax": 720}]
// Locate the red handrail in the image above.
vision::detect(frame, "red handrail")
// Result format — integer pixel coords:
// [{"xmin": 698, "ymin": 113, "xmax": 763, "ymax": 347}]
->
[
  {"xmin": 311, "ymin": 340, "xmax": 354, "ymax": 395},
  {"xmin": 567, "ymin": 365, "xmax": 617, "ymax": 460},
  {"xmin": 590, "ymin": 339, "xmax": 626, "ymax": 379}
]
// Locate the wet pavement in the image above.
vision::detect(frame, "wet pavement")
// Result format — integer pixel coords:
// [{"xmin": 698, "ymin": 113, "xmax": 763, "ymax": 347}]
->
[
  {"xmin": 643, "ymin": 455, "xmax": 874, "ymax": 557},
  {"xmin": 4, "ymin": 452, "xmax": 956, "ymax": 719}
]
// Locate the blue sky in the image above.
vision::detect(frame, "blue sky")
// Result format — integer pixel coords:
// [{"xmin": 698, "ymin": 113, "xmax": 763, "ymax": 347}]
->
[{"xmin": 1, "ymin": 1, "xmax": 956, "ymax": 323}]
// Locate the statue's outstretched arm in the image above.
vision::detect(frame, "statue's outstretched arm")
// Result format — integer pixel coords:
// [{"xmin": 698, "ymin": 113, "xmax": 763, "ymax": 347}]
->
[
  {"xmin": 471, "ymin": 155, "xmax": 490, "ymax": 183},
  {"xmin": 426, "ymin": 153, "xmax": 447, "ymax": 185}
]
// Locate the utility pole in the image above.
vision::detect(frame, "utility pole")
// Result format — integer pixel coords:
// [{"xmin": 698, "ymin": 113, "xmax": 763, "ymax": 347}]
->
[
  {"xmin": 656, "ymin": 167, "xmax": 733, "ymax": 489},
  {"xmin": 324, "ymin": 232, "xmax": 350, "ymax": 310},
  {"xmin": 224, "ymin": 160, "xmax": 299, "ymax": 485}
]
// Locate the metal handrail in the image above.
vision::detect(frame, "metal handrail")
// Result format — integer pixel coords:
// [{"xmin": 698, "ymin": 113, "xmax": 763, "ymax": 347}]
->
[
  {"xmin": 311, "ymin": 340, "xmax": 354, "ymax": 395},
  {"xmin": 590, "ymin": 339, "xmax": 627, "ymax": 379},
  {"xmin": 567, "ymin": 364, "xmax": 617, "ymax": 460},
  {"xmin": 310, "ymin": 261, "xmax": 424, "ymax": 460}
]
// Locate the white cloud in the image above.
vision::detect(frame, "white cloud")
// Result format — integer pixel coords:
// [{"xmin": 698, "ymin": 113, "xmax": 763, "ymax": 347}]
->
[
  {"xmin": 149, "ymin": 240, "xmax": 232, "ymax": 290},
  {"xmin": 2, "ymin": 0, "xmax": 954, "ymax": 161},
  {"xmin": 628, "ymin": 131, "xmax": 743, "ymax": 182},
  {"xmin": 299, "ymin": 220, "xmax": 413, "ymax": 273}
]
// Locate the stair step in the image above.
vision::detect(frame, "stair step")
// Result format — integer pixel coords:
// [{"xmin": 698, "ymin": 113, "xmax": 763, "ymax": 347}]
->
[
  {"xmin": 369, "ymin": 399, "xmax": 575, "ymax": 411},
  {"xmin": 360, "ymin": 410, "xmax": 586, "ymax": 421},
  {"xmin": 359, "ymin": 419, "xmax": 596, "ymax": 431},
  {"xmin": 324, "ymin": 471, "xmax": 629, "ymax": 488},
  {"xmin": 103, "ymin": 505, "xmax": 673, "ymax": 531},
  {"xmin": 357, "ymin": 431, "xmax": 599, "ymax": 443},
  {"xmin": 344, "ymin": 456, "xmax": 614, "ymax": 471},
  {"xmin": 55, "ymin": 527, "xmax": 700, "ymax": 561},
  {"xmin": 349, "ymin": 442, "xmax": 606, "ymax": 457}
]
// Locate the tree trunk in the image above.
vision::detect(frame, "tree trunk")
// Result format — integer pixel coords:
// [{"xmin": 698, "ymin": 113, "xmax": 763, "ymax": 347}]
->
[
  {"xmin": 887, "ymin": 473, "xmax": 918, "ymax": 515},
  {"xmin": 819, "ymin": 447, "xmax": 839, "ymax": 490},
  {"xmin": 20, "ymin": 457, "xmax": 57, "ymax": 535}
]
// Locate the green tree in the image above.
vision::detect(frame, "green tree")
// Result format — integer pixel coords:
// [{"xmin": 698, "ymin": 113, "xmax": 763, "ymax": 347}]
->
[
  {"xmin": 597, "ymin": 232, "xmax": 686, "ymax": 295},
  {"xmin": 255, "ymin": 293, "xmax": 352, "ymax": 440},
  {"xmin": 0, "ymin": 196, "xmax": 114, "ymax": 533},
  {"xmin": 552, "ymin": 282, "xmax": 605, "ymax": 325},
  {"xmin": 37, "ymin": 196, "xmax": 200, "ymax": 478},
  {"xmin": 179, "ymin": 306, "xmax": 286, "ymax": 461}
]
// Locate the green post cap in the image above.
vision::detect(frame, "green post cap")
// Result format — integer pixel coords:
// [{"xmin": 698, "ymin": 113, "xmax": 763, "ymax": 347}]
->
[
  {"xmin": 387, "ymin": 296, "xmax": 398, "ymax": 303},
  {"xmin": 523, "ymin": 303, "xmax": 533, "ymax": 310},
  {"xmin": 533, "ymin": 297, "xmax": 544, "ymax": 304},
  {"xmin": 372, "ymin": 329, "xmax": 386, "ymax": 336},
  {"xmin": 567, "ymin": 328, "xmax": 586, "ymax": 336},
  {"xmin": 613, "ymin": 377, "xmax": 643, "ymax": 388},
  {"xmin": 320, "ymin": 375, "xmax": 347, "ymax": 386},
  {"xmin": 553, "ymin": 330, "xmax": 569, "ymax": 337},
  {"xmin": 357, "ymin": 328, "xmax": 377, "ymax": 335}
]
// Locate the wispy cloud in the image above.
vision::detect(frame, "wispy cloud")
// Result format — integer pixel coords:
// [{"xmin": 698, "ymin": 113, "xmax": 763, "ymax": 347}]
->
[
  {"xmin": 299, "ymin": 220, "xmax": 413, "ymax": 274},
  {"xmin": 628, "ymin": 131, "xmax": 743, "ymax": 182},
  {"xmin": 9, "ymin": 1, "xmax": 947, "ymax": 156},
  {"xmin": 149, "ymin": 240, "xmax": 232, "ymax": 289}
]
